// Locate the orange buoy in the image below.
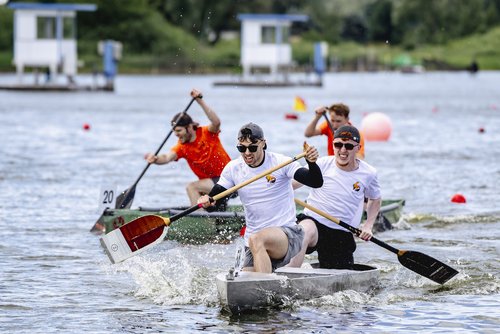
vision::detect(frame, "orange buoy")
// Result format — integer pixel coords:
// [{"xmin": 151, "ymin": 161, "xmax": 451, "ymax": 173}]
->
[
  {"xmin": 285, "ymin": 113, "xmax": 298, "ymax": 120},
  {"xmin": 451, "ymin": 194, "xmax": 466, "ymax": 204},
  {"xmin": 360, "ymin": 112, "xmax": 392, "ymax": 141},
  {"xmin": 83, "ymin": 123, "xmax": 91, "ymax": 131}
]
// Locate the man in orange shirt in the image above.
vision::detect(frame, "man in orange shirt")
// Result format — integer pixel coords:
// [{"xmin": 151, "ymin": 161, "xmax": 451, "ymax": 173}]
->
[
  {"xmin": 304, "ymin": 103, "xmax": 365, "ymax": 159},
  {"xmin": 145, "ymin": 89, "xmax": 231, "ymax": 206}
]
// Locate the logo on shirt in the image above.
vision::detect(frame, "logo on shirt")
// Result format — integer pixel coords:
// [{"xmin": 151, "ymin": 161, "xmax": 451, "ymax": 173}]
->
[
  {"xmin": 265, "ymin": 174, "xmax": 276, "ymax": 183},
  {"xmin": 353, "ymin": 181, "xmax": 361, "ymax": 192}
]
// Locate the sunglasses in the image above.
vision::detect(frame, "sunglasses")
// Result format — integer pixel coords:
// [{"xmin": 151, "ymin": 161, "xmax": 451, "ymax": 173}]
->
[
  {"xmin": 237, "ymin": 144, "xmax": 259, "ymax": 153},
  {"xmin": 333, "ymin": 142, "xmax": 358, "ymax": 150}
]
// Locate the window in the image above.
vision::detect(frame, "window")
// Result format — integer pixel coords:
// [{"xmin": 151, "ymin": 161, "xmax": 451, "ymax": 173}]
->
[
  {"xmin": 261, "ymin": 25, "xmax": 290, "ymax": 44},
  {"xmin": 63, "ymin": 17, "xmax": 75, "ymax": 39},
  {"xmin": 37, "ymin": 17, "xmax": 56, "ymax": 39},
  {"xmin": 261, "ymin": 26, "xmax": 276, "ymax": 44},
  {"xmin": 36, "ymin": 16, "xmax": 75, "ymax": 39}
]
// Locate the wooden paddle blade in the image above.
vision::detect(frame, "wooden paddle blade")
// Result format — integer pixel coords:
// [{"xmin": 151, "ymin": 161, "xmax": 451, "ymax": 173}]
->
[
  {"xmin": 115, "ymin": 186, "xmax": 136, "ymax": 209},
  {"xmin": 100, "ymin": 215, "xmax": 169, "ymax": 263},
  {"xmin": 398, "ymin": 250, "xmax": 459, "ymax": 284}
]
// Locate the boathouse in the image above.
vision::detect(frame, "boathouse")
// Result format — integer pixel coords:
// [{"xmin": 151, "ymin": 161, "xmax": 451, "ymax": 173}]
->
[
  {"xmin": 237, "ymin": 13, "xmax": 308, "ymax": 79},
  {"xmin": 214, "ymin": 13, "xmax": 323, "ymax": 87},
  {"xmin": 7, "ymin": 2, "xmax": 96, "ymax": 84}
]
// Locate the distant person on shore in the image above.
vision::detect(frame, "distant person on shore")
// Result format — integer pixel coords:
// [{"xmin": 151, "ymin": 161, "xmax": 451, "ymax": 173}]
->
[
  {"xmin": 198, "ymin": 123, "xmax": 323, "ymax": 273},
  {"xmin": 304, "ymin": 103, "xmax": 365, "ymax": 159},
  {"xmin": 467, "ymin": 59, "xmax": 479, "ymax": 74},
  {"xmin": 145, "ymin": 89, "xmax": 231, "ymax": 206},
  {"xmin": 289, "ymin": 125, "xmax": 381, "ymax": 269}
]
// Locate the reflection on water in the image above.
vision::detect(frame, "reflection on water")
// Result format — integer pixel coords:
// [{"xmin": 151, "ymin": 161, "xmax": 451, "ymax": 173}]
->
[{"xmin": 0, "ymin": 72, "xmax": 499, "ymax": 333}]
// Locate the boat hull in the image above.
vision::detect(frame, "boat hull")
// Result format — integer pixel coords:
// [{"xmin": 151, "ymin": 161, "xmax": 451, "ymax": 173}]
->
[
  {"xmin": 91, "ymin": 206, "xmax": 246, "ymax": 244},
  {"xmin": 216, "ymin": 263, "xmax": 379, "ymax": 313},
  {"xmin": 91, "ymin": 199, "xmax": 404, "ymax": 244}
]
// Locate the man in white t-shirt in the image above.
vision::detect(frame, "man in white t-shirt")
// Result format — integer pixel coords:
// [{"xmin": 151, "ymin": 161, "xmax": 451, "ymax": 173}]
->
[
  {"xmin": 290, "ymin": 125, "xmax": 382, "ymax": 269},
  {"xmin": 198, "ymin": 123, "xmax": 323, "ymax": 273}
]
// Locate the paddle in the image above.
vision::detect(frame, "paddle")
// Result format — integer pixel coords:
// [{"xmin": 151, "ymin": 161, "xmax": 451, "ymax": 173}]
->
[
  {"xmin": 100, "ymin": 148, "xmax": 308, "ymax": 263},
  {"xmin": 114, "ymin": 97, "xmax": 197, "ymax": 209},
  {"xmin": 322, "ymin": 111, "xmax": 335, "ymax": 136},
  {"xmin": 294, "ymin": 198, "xmax": 459, "ymax": 284}
]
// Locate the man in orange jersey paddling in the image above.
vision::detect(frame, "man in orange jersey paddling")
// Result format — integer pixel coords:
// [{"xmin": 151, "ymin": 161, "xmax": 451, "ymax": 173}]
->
[{"xmin": 145, "ymin": 89, "xmax": 231, "ymax": 206}]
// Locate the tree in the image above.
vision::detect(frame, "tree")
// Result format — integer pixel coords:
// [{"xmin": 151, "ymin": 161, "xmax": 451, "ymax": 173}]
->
[{"xmin": 366, "ymin": 0, "xmax": 392, "ymax": 42}]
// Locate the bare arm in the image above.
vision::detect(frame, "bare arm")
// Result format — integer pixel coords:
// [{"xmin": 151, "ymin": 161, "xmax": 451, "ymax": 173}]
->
[
  {"xmin": 144, "ymin": 150, "xmax": 177, "ymax": 165},
  {"xmin": 292, "ymin": 180, "xmax": 304, "ymax": 190},
  {"xmin": 191, "ymin": 89, "xmax": 221, "ymax": 133},
  {"xmin": 359, "ymin": 198, "xmax": 382, "ymax": 240},
  {"xmin": 304, "ymin": 106, "xmax": 327, "ymax": 137}
]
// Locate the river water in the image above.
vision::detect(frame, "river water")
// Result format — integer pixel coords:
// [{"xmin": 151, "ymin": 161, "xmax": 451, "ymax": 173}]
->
[{"xmin": 0, "ymin": 72, "xmax": 499, "ymax": 333}]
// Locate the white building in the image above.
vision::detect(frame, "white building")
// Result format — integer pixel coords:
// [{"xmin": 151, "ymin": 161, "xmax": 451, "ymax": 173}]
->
[
  {"xmin": 7, "ymin": 2, "xmax": 96, "ymax": 83},
  {"xmin": 237, "ymin": 14, "xmax": 308, "ymax": 79}
]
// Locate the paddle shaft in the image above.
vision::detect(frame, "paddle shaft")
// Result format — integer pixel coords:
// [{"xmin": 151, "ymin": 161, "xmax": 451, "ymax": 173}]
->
[
  {"xmin": 294, "ymin": 198, "xmax": 400, "ymax": 255},
  {"xmin": 163, "ymin": 151, "xmax": 309, "ymax": 226},
  {"xmin": 130, "ymin": 97, "xmax": 197, "ymax": 189},
  {"xmin": 116, "ymin": 97, "xmax": 196, "ymax": 209},
  {"xmin": 322, "ymin": 112, "xmax": 336, "ymax": 138}
]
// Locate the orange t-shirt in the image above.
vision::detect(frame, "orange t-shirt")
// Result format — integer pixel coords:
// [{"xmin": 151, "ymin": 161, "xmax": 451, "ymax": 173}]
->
[
  {"xmin": 319, "ymin": 121, "xmax": 365, "ymax": 157},
  {"xmin": 172, "ymin": 126, "xmax": 231, "ymax": 179}
]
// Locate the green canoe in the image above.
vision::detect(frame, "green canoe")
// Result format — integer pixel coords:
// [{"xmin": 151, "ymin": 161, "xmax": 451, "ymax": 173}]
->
[{"xmin": 90, "ymin": 199, "xmax": 405, "ymax": 244}]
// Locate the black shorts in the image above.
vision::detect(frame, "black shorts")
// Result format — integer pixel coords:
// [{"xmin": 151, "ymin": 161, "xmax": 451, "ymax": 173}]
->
[{"xmin": 297, "ymin": 213, "xmax": 356, "ymax": 269}]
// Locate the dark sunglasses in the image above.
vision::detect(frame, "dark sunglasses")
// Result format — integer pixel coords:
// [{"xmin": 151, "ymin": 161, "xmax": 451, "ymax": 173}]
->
[
  {"xmin": 333, "ymin": 142, "xmax": 358, "ymax": 150},
  {"xmin": 236, "ymin": 144, "xmax": 259, "ymax": 153}
]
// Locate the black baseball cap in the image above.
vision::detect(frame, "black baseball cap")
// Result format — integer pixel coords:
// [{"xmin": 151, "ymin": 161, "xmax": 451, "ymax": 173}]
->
[
  {"xmin": 238, "ymin": 123, "xmax": 264, "ymax": 141},
  {"xmin": 334, "ymin": 125, "xmax": 360, "ymax": 143}
]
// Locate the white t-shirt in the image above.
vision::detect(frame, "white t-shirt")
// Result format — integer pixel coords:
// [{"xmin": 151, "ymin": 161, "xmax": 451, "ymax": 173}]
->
[
  {"xmin": 217, "ymin": 151, "xmax": 302, "ymax": 245},
  {"xmin": 304, "ymin": 156, "xmax": 381, "ymax": 231}
]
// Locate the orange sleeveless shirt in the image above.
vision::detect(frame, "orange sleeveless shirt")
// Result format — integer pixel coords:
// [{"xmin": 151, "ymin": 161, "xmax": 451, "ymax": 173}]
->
[{"xmin": 171, "ymin": 126, "xmax": 231, "ymax": 179}]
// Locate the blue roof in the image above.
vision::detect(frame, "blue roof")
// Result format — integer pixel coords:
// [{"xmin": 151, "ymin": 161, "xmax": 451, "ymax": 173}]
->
[
  {"xmin": 237, "ymin": 14, "xmax": 308, "ymax": 22},
  {"xmin": 8, "ymin": 2, "xmax": 97, "ymax": 12}
]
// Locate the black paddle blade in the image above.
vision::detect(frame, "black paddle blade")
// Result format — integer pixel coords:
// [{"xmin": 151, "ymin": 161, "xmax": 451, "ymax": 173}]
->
[
  {"xmin": 115, "ymin": 186, "xmax": 136, "ymax": 209},
  {"xmin": 398, "ymin": 250, "xmax": 459, "ymax": 284}
]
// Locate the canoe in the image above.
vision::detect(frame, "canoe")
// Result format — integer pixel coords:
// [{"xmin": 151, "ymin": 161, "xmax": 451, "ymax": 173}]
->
[
  {"xmin": 216, "ymin": 262, "xmax": 380, "ymax": 313},
  {"xmin": 91, "ymin": 205, "xmax": 246, "ymax": 244},
  {"xmin": 90, "ymin": 199, "xmax": 405, "ymax": 244}
]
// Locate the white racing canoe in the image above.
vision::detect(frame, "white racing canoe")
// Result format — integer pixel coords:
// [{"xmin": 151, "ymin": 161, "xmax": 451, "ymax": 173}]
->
[{"xmin": 216, "ymin": 263, "xmax": 379, "ymax": 313}]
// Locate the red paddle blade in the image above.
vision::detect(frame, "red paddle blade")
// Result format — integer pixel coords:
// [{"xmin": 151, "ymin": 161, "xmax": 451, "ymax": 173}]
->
[
  {"xmin": 398, "ymin": 250, "xmax": 459, "ymax": 284},
  {"xmin": 100, "ymin": 215, "xmax": 168, "ymax": 263}
]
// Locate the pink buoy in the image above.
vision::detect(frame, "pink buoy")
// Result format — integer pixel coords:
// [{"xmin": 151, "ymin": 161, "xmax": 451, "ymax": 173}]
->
[
  {"xmin": 360, "ymin": 112, "xmax": 392, "ymax": 141},
  {"xmin": 451, "ymin": 194, "xmax": 466, "ymax": 204}
]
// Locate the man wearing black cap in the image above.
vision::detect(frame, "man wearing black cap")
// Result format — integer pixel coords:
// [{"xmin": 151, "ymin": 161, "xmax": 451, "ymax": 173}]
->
[
  {"xmin": 145, "ymin": 89, "xmax": 231, "ymax": 205},
  {"xmin": 198, "ymin": 123, "xmax": 324, "ymax": 273},
  {"xmin": 289, "ymin": 125, "xmax": 381, "ymax": 269}
]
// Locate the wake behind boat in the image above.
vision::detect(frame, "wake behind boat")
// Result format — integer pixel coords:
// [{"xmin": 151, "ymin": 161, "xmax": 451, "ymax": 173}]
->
[{"xmin": 216, "ymin": 263, "xmax": 380, "ymax": 313}]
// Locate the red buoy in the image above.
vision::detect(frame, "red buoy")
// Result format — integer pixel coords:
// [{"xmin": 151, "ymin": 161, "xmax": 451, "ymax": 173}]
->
[
  {"xmin": 285, "ymin": 113, "xmax": 298, "ymax": 120},
  {"xmin": 478, "ymin": 127, "xmax": 485, "ymax": 133},
  {"xmin": 83, "ymin": 123, "xmax": 91, "ymax": 131},
  {"xmin": 239, "ymin": 225, "xmax": 246, "ymax": 237},
  {"xmin": 451, "ymin": 194, "xmax": 466, "ymax": 204}
]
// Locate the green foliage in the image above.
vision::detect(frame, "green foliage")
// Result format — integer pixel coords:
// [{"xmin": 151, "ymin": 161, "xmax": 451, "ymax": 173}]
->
[
  {"xmin": 0, "ymin": 7, "xmax": 13, "ymax": 50},
  {"xmin": 1, "ymin": 0, "xmax": 500, "ymax": 71}
]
